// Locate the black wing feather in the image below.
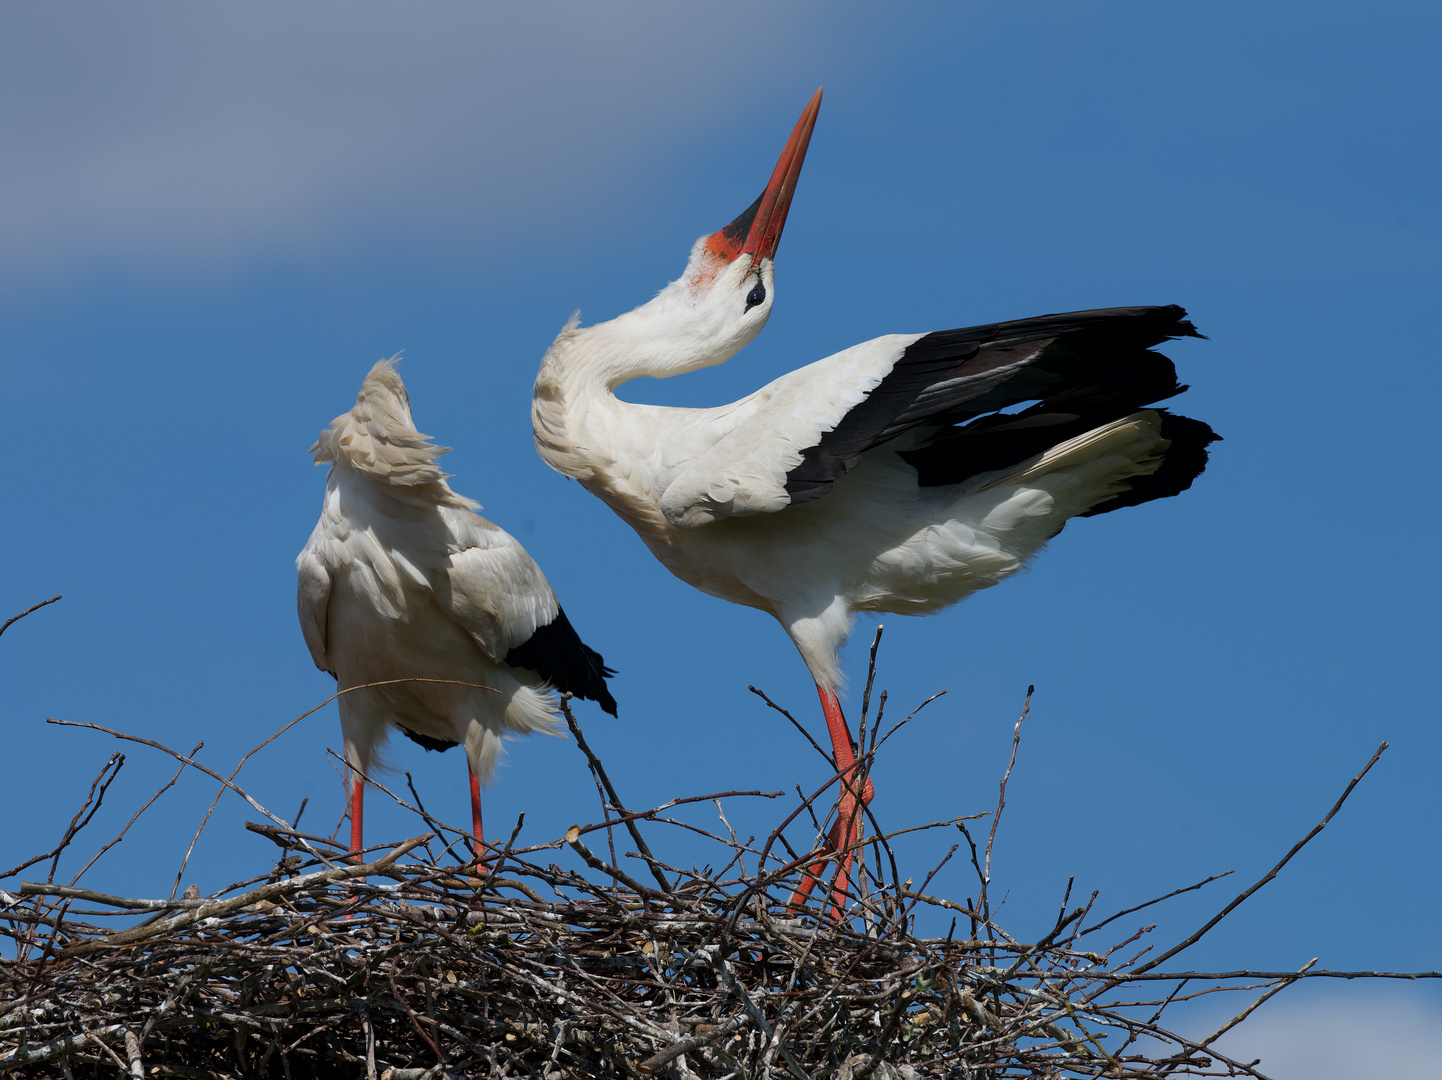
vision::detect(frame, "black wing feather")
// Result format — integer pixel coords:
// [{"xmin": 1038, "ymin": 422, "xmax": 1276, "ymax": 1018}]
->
[
  {"xmin": 398, "ymin": 726, "xmax": 459, "ymax": 753},
  {"xmin": 504, "ymin": 607, "xmax": 618, "ymax": 717},
  {"xmin": 784, "ymin": 306, "xmax": 1203, "ymax": 504}
]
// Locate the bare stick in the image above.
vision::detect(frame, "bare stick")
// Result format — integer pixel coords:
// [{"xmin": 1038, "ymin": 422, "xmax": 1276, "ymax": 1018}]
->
[
  {"xmin": 171, "ymin": 677, "xmax": 498, "ymax": 897},
  {"xmin": 0, "ymin": 595, "xmax": 61, "ymax": 638},
  {"xmin": 45, "ymin": 720, "xmax": 331, "ymax": 856},
  {"xmin": 404, "ymin": 772, "xmax": 472, "ymax": 866},
  {"xmin": 874, "ymin": 691, "xmax": 946, "ymax": 753},
  {"xmin": 1076, "ymin": 967, "xmax": 1442, "ymax": 982},
  {"xmin": 86, "ymin": 1030, "xmax": 132, "ymax": 1074},
  {"xmin": 44, "ymin": 833, "xmax": 430, "ymax": 957},
  {"xmin": 73, "ymin": 742, "xmax": 202, "ymax": 888},
  {"xmin": 1079, "ymin": 869, "xmax": 1236, "ymax": 938},
  {"xmin": 474, "ymin": 814, "xmax": 528, "ymax": 901},
  {"xmin": 1129, "ymin": 741, "xmax": 1388, "ymax": 979},
  {"xmin": 750, "ymin": 686, "xmax": 835, "ymax": 769},
  {"xmin": 859, "ymin": 625, "xmax": 884, "ymax": 729},
  {"xmin": 561, "ymin": 700, "xmax": 672, "ymax": 894},
  {"xmin": 1, "ymin": 753, "xmax": 122, "ymax": 882},
  {"xmin": 1202, "ymin": 959, "xmax": 1318, "ymax": 1047},
  {"xmin": 563, "ymin": 827, "xmax": 665, "ymax": 902},
  {"xmin": 243, "ymin": 821, "xmax": 349, "ymax": 855},
  {"xmin": 571, "ymin": 705, "xmax": 621, "ymax": 877},
  {"xmin": 979, "ymin": 685, "xmax": 1033, "ymax": 919}
]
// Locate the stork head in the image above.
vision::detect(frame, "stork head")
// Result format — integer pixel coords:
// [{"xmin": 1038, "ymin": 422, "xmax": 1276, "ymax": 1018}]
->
[
  {"xmin": 572, "ymin": 89, "xmax": 821, "ymax": 384},
  {"xmin": 678, "ymin": 87, "xmax": 821, "ymax": 350}
]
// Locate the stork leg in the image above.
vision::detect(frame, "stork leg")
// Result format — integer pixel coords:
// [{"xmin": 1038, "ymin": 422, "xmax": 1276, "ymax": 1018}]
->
[
  {"xmin": 469, "ymin": 766, "xmax": 489, "ymax": 872},
  {"xmin": 788, "ymin": 686, "xmax": 875, "ymax": 918},
  {"xmin": 349, "ymin": 771, "xmax": 365, "ymax": 864}
]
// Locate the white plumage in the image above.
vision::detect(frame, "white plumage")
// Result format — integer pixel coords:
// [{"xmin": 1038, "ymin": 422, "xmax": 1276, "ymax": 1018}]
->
[
  {"xmin": 299, "ymin": 358, "xmax": 615, "ymax": 859},
  {"xmin": 531, "ymin": 89, "xmax": 1216, "ymax": 912}
]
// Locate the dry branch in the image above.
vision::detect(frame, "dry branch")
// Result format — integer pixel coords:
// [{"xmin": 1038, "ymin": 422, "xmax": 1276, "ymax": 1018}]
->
[{"xmin": 0, "ymin": 595, "xmax": 61, "ymax": 638}]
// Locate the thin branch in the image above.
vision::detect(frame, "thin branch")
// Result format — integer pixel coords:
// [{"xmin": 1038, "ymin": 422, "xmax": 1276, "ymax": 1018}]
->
[
  {"xmin": 1079, "ymin": 869, "xmax": 1237, "ymax": 938},
  {"xmin": 1, "ymin": 753, "xmax": 123, "ymax": 882},
  {"xmin": 46, "ymin": 719, "xmax": 293, "ymax": 830},
  {"xmin": 73, "ymin": 743, "xmax": 202, "ymax": 888},
  {"xmin": 561, "ymin": 699, "xmax": 673, "ymax": 894},
  {"xmin": 1202, "ymin": 959, "xmax": 1318, "ymax": 1047},
  {"xmin": 979, "ymin": 685, "xmax": 1032, "ymax": 919},
  {"xmin": 29, "ymin": 834, "xmax": 430, "ymax": 958},
  {"xmin": 1129, "ymin": 742, "xmax": 1388, "ymax": 979},
  {"xmin": 171, "ymin": 677, "xmax": 499, "ymax": 897},
  {"xmin": 750, "ymin": 685, "xmax": 835, "ymax": 769},
  {"xmin": 0, "ymin": 595, "xmax": 61, "ymax": 638}
]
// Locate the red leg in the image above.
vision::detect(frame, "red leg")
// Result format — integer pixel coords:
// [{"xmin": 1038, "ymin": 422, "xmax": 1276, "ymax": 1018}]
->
[
  {"xmin": 349, "ymin": 771, "xmax": 365, "ymax": 864},
  {"xmin": 788, "ymin": 685, "xmax": 875, "ymax": 917},
  {"xmin": 469, "ymin": 766, "xmax": 488, "ymax": 872}
]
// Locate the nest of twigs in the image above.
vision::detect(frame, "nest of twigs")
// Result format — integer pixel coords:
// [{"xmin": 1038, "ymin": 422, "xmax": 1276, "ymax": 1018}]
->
[{"xmin": 2, "ymin": 610, "xmax": 1429, "ymax": 1079}]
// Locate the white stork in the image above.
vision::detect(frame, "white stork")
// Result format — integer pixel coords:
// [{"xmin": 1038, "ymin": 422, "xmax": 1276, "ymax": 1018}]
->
[
  {"xmin": 531, "ymin": 89, "xmax": 1217, "ymax": 912},
  {"xmin": 298, "ymin": 359, "xmax": 616, "ymax": 864}
]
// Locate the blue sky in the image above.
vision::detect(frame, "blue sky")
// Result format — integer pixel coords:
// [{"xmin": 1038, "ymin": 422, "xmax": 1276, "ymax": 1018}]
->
[{"xmin": 2, "ymin": 3, "xmax": 1437, "ymax": 1071}]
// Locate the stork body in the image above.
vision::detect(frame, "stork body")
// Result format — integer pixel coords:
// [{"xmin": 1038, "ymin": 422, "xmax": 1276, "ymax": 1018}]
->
[
  {"xmin": 532, "ymin": 90, "xmax": 1217, "ymax": 912},
  {"xmin": 299, "ymin": 359, "xmax": 616, "ymax": 863}
]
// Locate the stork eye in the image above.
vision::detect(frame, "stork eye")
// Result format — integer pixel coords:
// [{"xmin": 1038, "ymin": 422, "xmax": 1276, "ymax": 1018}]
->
[{"xmin": 745, "ymin": 283, "xmax": 766, "ymax": 311}]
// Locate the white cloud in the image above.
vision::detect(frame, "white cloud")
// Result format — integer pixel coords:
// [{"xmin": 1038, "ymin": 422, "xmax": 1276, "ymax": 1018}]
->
[
  {"xmin": 1210, "ymin": 991, "xmax": 1442, "ymax": 1079},
  {"xmin": 0, "ymin": 2, "xmax": 838, "ymax": 280}
]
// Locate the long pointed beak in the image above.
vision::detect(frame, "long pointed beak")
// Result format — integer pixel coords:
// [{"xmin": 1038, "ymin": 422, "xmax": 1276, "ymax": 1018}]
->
[{"xmin": 706, "ymin": 88, "xmax": 822, "ymax": 263}]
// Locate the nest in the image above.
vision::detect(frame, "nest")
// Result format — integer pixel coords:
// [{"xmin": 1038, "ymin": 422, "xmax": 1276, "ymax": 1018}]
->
[{"xmin": 1, "ymin": 615, "xmax": 1426, "ymax": 1079}]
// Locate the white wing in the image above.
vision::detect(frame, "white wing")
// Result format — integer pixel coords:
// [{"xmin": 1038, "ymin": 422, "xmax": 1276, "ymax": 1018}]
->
[
  {"xmin": 654, "ymin": 334, "xmax": 920, "ymax": 528},
  {"xmin": 295, "ymin": 503, "xmax": 339, "ymax": 674},
  {"xmin": 297, "ymin": 474, "xmax": 561, "ymax": 666},
  {"xmin": 433, "ymin": 506, "xmax": 560, "ymax": 663}
]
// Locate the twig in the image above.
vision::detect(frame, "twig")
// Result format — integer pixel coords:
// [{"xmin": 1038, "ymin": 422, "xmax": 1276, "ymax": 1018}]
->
[
  {"xmin": 404, "ymin": 773, "xmax": 472, "ymax": 867},
  {"xmin": 0, "ymin": 595, "xmax": 61, "ymax": 638},
  {"xmin": 1202, "ymin": 959, "xmax": 1318, "ymax": 1047},
  {"xmin": 45, "ymin": 720, "xmax": 294, "ymax": 831},
  {"xmin": 171, "ymin": 678, "xmax": 497, "ymax": 897},
  {"xmin": 1, "ymin": 753, "xmax": 123, "ymax": 883},
  {"xmin": 859, "ymin": 626, "xmax": 884, "ymax": 730},
  {"xmin": 563, "ymin": 826, "xmax": 666, "ymax": 902},
  {"xmin": 750, "ymin": 686, "xmax": 835, "ymax": 769},
  {"xmin": 1079, "ymin": 869, "xmax": 1236, "ymax": 938},
  {"xmin": 561, "ymin": 700, "xmax": 673, "ymax": 894},
  {"xmin": 1129, "ymin": 742, "xmax": 1388, "ymax": 979},
  {"xmin": 72, "ymin": 743, "xmax": 202, "ymax": 889},
  {"xmin": 979, "ymin": 685, "xmax": 1032, "ymax": 919},
  {"xmin": 33, "ymin": 834, "xmax": 430, "ymax": 957}
]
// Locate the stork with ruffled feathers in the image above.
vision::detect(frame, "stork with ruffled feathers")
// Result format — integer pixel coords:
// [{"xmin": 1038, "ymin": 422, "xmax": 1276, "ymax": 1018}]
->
[
  {"xmin": 532, "ymin": 89, "xmax": 1217, "ymax": 914},
  {"xmin": 298, "ymin": 359, "xmax": 617, "ymax": 864}
]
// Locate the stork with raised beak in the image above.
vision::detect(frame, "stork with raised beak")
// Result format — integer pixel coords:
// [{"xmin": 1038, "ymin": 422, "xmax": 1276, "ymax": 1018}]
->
[{"xmin": 532, "ymin": 89, "xmax": 1217, "ymax": 914}]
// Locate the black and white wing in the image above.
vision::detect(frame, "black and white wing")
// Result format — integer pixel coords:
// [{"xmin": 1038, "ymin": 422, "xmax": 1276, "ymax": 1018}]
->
[
  {"xmin": 656, "ymin": 305, "xmax": 1217, "ymax": 526},
  {"xmin": 440, "ymin": 508, "xmax": 617, "ymax": 716}
]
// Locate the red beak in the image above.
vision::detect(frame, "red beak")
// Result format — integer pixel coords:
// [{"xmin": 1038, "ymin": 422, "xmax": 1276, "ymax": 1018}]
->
[{"xmin": 706, "ymin": 88, "xmax": 822, "ymax": 263}]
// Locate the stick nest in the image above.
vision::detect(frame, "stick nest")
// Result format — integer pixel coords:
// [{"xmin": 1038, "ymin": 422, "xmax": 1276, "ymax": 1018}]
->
[
  {"xmin": 1, "ymin": 620, "xmax": 1422, "ymax": 1079},
  {"xmin": 1, "ymin": 833, "xmax": 1271, "ymax": 1080}
]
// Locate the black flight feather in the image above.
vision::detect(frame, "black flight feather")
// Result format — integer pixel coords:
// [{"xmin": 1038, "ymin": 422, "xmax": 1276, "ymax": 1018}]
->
[
  {"xmin": 784, "ymin": 306, "xmax": 1204, "ymax": 504},
  {"xmin": 398, "ymin": 726, "xmax": 459, "ymax": 753},
  {"xmin": 504, "ymin": 607, "xmax": 618, "ymax": 717},
  {"xmin": 1077, "ymin": 413, "xmax": 1220, "ymax": 516}
]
